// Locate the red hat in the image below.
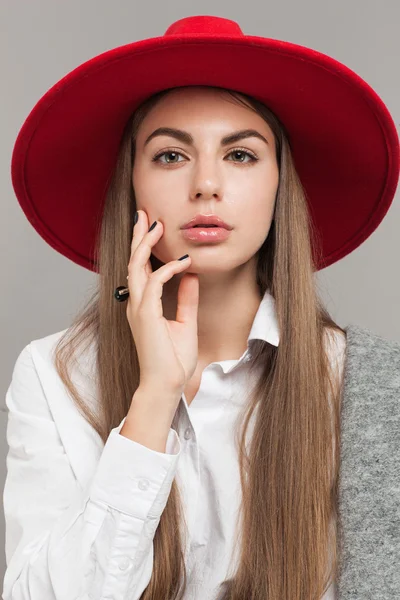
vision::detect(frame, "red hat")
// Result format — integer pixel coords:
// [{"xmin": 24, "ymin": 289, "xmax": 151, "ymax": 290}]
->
[{"xmin": 10, "ymin": 15, "xmax": 400, "ymax": 272}]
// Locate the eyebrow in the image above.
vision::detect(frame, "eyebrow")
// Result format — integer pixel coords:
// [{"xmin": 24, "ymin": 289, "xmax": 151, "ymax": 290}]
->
[{"xmin": 143, "ymin": 127, "xmax": 269, "ymax": 148}]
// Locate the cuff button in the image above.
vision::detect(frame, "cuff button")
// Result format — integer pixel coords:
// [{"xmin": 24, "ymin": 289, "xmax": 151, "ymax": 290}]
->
[
  {"xmin": 138, "ymin": 478, "xmax": 150, "ymax": 491},
  {"xmin": 118, "ymin": 556, "xmax": 132, "ymax": 571}
]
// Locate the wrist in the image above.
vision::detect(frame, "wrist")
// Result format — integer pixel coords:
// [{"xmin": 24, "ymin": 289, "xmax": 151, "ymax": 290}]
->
[
  {"xmin": 121, "ymin": 386, "xmax": 182, "ymax": 452},
  {"xmin": 129, "ymin": 385, "xmax": 182, "ymax": 421}
]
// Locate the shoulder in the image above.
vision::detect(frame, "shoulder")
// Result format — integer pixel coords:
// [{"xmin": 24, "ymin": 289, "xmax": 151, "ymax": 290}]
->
[
  {"xmin": 342, "ymin": 323, "xmax": 400, "ymax": 395},
  {"xmin": 11, "ymin": 326, "xmax": 97, "ymax": 411},
  {"xmin": 340, "ymin": 325, "xmax": 400, "ymax": 481},
  {"xmin": 345, "ymin": 323, "xmax": 400, "ymax": 372},
  {"xmin": 7, "ymin": 329, "xmax": 103, "ymax": 491},
  {"xmin": 28, "ymin": 326, "xmax": 97, "ymax": 376},
  {"xmin": 325, "ymin": 323, "xmax": 400, "ymax": 367},
  {"xmin": 30, "ymin": 326, "xmax": 69, "ymax": 356},
  {"xmin": 345, "ymin": 323, "xmax": 400, "ymax": 355},
  {"xmin": 7, "ymin": 328, "xmax": 70, "ymax": 422},
  {"xmin": 11, "ymin": 328, "xmax": 68, "ymax": 385}
]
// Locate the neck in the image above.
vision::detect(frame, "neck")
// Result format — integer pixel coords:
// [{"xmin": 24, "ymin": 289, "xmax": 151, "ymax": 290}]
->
[{"xmin": 161, "ymin": 256, "xmax": 262, "ymax": 364}]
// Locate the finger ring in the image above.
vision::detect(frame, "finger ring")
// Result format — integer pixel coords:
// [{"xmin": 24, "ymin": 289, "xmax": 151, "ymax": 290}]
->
[{"xmin": 114, "ymin": 286, "xmax": 129, "ymax": 302}]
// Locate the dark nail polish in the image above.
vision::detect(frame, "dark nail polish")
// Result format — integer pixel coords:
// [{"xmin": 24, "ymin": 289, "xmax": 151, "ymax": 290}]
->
[
  {"xmin": 178, "ymin": 254, "xmax": 189, "ymax": 261},
  {"xmin": 148, "ymin": 220, "xmax": 157, "ymax": 232},
  {"xmin": 134, "ymin": 211, "xmax": 139, "ymax": 225}
]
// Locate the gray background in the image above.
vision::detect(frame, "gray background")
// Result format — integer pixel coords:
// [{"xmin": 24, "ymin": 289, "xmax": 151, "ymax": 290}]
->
[{"xmin": 1, "ymin": 0, "xmax": 399, "ymax": 583}]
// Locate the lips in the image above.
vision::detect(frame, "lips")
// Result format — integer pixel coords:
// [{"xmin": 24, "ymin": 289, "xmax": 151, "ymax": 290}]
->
[
  {"xmin": 181, "ymin": 226, "xmax": 231, "ymax": 242},
  {"xmin": 181, "ymin": 214, "xmax": 232, "ymax": 229}
]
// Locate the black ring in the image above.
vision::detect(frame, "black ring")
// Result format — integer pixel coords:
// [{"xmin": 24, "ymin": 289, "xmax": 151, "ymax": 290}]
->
[{"xmin": 114, "ymin": 286, "xmax": 129, "ymax": 302}]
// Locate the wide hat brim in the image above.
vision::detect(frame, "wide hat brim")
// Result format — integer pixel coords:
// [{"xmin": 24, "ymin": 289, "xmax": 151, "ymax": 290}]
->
[{"xmin": 10, "ymin": 15, "xmax": 400, "ymax": 272}]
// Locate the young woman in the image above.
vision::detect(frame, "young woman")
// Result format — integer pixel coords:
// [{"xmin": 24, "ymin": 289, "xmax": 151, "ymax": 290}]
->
[{"xmin": 4, "ymin": 15, "xmax": 399, "ymax": 600}]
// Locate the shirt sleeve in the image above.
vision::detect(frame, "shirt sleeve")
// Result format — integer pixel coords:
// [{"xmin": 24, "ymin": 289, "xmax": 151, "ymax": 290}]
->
[{"xmin": 2, "ymin": 343, "xmax": 182, "ymax": 600}]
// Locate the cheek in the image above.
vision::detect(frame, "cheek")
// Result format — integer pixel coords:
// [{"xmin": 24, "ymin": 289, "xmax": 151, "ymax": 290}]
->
[
  {"xmin": 132, "ymin": 161, "xmax": 163, "ymax": 205},
  {"xmin": 238, "ymin": 195, "xmax": 276, "ymax": 249},
  {"xmin": 250, "ymin": 213, "xmax": 275, "ymax": 248},
  {"xmin": 148, "ymin": 228, "xmax": 181, "ymax": 266},
  {"xmin": 241, "ymin": 192, "xmax": 276, "ymax": 228},
  {"xmin": 132, "ymin": 179, "xmax": 165, "ymax": 215},
  {"xmin": 219, "ymin": 209, "xmax": 272, "ymax": 268}
]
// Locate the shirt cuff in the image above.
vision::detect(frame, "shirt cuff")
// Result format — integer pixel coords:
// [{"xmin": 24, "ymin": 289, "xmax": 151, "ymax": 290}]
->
[{"xmin": 88, "ymin": 417, "xmax": 181, "ymax": 520}]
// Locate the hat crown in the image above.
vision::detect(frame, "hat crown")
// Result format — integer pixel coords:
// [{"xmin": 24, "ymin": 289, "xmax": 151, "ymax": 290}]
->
[{"xmin": 164, "ymin": 15, "xmax": 244, "ymax": 38}]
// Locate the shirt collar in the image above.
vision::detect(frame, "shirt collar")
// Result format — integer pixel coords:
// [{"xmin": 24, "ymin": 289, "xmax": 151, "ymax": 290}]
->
[
  {"xmin": 217, "ymin": 288, "xmax": 279, "ymax": 374},
  {"xmin": 247, "ymin": 288, "xmax": 280, "ymax": 348}
]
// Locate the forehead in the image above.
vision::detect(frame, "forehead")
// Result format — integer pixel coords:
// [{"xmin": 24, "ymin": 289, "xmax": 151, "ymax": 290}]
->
[{"xmin": 137, "ymin": 87, "xmax": 274, "ymax": 141}]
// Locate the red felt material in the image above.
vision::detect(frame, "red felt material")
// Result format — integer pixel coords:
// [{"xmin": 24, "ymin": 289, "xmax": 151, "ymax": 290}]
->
[{"xmin": 10, "ymin": 15, "xmax": 400, "ymax": 272}]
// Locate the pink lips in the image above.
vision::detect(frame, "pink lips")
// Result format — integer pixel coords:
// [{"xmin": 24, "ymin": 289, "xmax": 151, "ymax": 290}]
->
[
  {"xmin": 181, "ymin": 227, "xmax": 231, "ymax": 242},
  {"xmin": 181, "ymin": 214, "xmax": 232, "ymax": 229}
]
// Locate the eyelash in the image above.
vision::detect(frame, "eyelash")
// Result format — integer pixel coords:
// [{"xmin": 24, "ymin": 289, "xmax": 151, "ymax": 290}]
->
[{"xmin": 151, "ymin": 147, "xmax": 259, "ymax": 166}]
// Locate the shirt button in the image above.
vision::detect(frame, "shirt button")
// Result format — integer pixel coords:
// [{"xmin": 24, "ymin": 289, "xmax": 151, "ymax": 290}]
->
[
  {"xmin": 118, "ymin": 556, "xmax": 132, "ymax": 571},
  {"xmin": 184, "ymin": 427, "xmax": 191, "ymax": 440},
  {"xmin": 138, "ymin": 478, "xmax": 149, "ymax": 491}
]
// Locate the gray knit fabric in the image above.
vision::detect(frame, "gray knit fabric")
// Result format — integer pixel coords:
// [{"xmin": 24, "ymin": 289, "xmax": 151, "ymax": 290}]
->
[{"xmin": 337, "ymin": 323, "xmax": 400, "ymax": 599}]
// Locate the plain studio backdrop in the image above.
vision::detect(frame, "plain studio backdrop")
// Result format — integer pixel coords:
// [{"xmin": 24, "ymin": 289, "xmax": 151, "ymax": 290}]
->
[{"xmin": 1, "ymin": 0, "xmax": 399, "ymax": 583}]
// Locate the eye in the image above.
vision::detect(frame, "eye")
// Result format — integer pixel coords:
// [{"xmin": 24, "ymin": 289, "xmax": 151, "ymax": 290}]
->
[
  {"xmin": 152, "ymin": 150, "xmax": 185, "ymax": 165},
  {"xmin": 151, "ymin": 147, "xmax": 259, "ymax": 165},
  {"xmin": 226, "ymin": 148, "xmax": 259, "ymax": 164}
]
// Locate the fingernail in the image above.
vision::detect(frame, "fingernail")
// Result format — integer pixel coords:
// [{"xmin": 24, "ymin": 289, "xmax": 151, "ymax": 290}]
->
[
  {"xmin": 134, "ymin": 211, "xmax": 139, "ymax": 225},
  {"xmin": 148, "ymin": 220, "xmax": 157, "ymax": 232},
  {"xmin": 178, "ymin": 254, "xmax": 190, "ymax": 261}
]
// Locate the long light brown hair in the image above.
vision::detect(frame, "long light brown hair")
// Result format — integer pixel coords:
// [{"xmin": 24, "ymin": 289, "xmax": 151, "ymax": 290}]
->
[{"xmin": 53, "ymin": 85, "xmax": 346, "ymax": 599}]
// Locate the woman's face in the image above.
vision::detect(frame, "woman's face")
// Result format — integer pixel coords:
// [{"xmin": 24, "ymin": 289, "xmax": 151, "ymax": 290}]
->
[{"xmin": 132, "ymin": 87, "xmax": 279, "ymax": 276}]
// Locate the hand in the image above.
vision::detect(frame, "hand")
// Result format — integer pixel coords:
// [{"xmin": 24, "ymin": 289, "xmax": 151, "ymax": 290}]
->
[{"xmin": 126, "ymin": 210, "xmax": 199, "ymax": 395}]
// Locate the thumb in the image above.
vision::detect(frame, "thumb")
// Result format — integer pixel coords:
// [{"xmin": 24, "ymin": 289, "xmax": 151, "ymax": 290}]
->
[{"xmin": 175, "ymin": 273, "xmax": 199, "ymax": 326}]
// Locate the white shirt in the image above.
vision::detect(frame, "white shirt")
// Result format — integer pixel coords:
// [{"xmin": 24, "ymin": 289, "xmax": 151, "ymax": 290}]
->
[{"xmin": 2, "ymin": 289, "xmax": 346, "ymax": 600}]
